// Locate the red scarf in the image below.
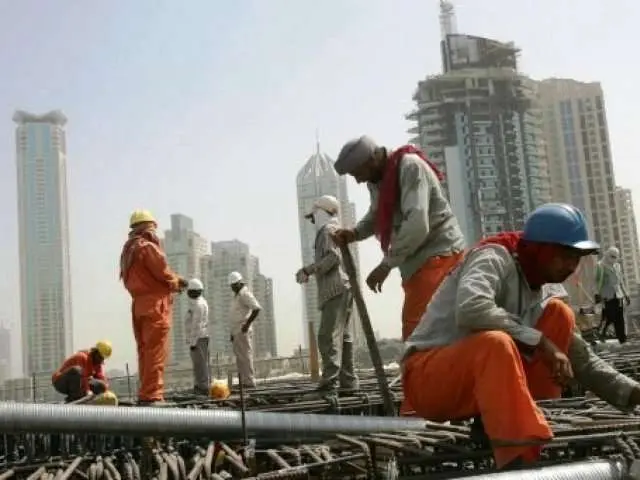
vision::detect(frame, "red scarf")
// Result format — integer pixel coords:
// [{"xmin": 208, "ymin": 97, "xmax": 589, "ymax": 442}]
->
[
  {"xmin": 119, "ymin": 224, "xmax": 160, "ymax": 281},
  {"xmin": 477, "ymin": 232, "xmax": 563, "ymax": 290},
  {"xmin": 376, "ymin": 145, "xmax": 444, "ymax": 253}
]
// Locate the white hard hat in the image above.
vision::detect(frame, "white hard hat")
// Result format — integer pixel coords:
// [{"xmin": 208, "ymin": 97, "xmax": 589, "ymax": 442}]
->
[
  {"xmin": 228, "ymin": 271, "xmax": 243, "ymax": 285},
  {"xmin": 305, "ymin": 195, "xmax": 339, "ymax": 218},
  {"xmin": 187, "ymin": 278, "xmax": 204, "ymax": 291},
  {"xmin": 606, "ymin": 246, "xmax": 620, "ymax": 258}
]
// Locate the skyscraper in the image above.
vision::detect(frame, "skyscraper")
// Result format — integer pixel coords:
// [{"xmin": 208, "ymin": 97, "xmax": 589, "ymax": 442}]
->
[
  {"xmin": 407, "ymin": 33, "xmax": 550, "ymax": 244},
  {"xmin": 0, "ymin": 326, "xmax": 11, "ymax": 383},
  {"xmin": 615, "ymin": 187, "xmax": 640, "ymax": 286},
  {"xmin": 14, "ymin": 110, "xmax": 73, "ymax": 376},
  {"xmin": 200, "ymin": 240, "xmax": 277, "ymax": 360},
  {"xmin": 296, "ymin": 142, "xmax": 364, "ymax": 348},
  {"xmin": 163, "ymin": 214, "xmax": 209, "ymax": 366},
  {"xmin": 538, "ymin": 79, "xmax": 621, "ymax": 299}
]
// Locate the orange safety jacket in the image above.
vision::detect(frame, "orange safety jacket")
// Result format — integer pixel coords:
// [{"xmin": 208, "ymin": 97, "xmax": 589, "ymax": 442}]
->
[{"xmin": 52, "ymin": 350, "xmax": 108, "ymax": 394}]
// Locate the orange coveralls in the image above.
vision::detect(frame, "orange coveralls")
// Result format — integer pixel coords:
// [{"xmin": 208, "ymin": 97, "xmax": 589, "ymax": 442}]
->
[
  {"xmin": 122, "ymin": 241, "xmax": 181, "ymax": 402},
  {"xmin": 52, "ymin": 350, "xmax": 108, "ymax": 394},
  {"xmin": 403, "ymin": 299, "xmax": 573, "ymax": 468}
]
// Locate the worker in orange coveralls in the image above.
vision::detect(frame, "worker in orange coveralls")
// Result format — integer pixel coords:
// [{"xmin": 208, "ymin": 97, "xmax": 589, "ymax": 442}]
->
[
  {"xmin": 332, "ymin": 135, "xmax": 466, "ymax": 415},
  {"xmin": 403, "ymin": 203, "xmax": 640, "ymax": 470},
  {"xmin": 52, "ymin": 341, "xmax": 112, "ymax": 403},
  {"xmin": 120, "ymin": 209, "xmax": 187, "ymax": 406}
]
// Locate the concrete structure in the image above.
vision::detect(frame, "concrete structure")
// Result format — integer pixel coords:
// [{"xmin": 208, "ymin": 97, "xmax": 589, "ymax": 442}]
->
[
  {"xmin": 0, "ymin": 327, "xmax": 10, "ymax": 383},
  {"xmin": 163, "ymin": 214, "xmax": 209, "ymax": 366},
  {"xmin": 295, "ymin": 141, "xmax": 364, "ymax": 348},
  {"xmin": 200, "ymin": 240, "xmax": 277, "ymax": 361},
  {"xmin": 538, "ymin": 79, "xmax": 622, "ymax": 301},
  {"xmin": 407, "ymin": 34, "xmax": 550, "ymax": 244},
  {"xmin": 14, "ymin": 110, "xmax": 73, "ymax": 377},
  {"xmin": 615, "ymin": 187, "xmax": 640, "ymax": 286}
]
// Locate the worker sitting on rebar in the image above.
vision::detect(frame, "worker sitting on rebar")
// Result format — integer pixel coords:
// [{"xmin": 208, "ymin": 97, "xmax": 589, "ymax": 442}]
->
[
  {"xmin": 52, "ymin": 341, "xmax": 112, "ymax": 403},
  {"xmin": 403, "ymin": 203, "xmax": 640, "ymax": 470},
  {"xmin": 296, "ymin": 194, "xmax": 359, "ymax": 394}
]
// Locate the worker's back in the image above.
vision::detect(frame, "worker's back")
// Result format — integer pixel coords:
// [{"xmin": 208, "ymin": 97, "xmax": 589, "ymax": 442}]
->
[{"xmin": 122, "ymin": 240, "xmax": 174, "ymax": 299}]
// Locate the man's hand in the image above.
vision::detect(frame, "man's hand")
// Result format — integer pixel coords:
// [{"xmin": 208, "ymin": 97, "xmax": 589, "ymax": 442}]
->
[
  {"xmin": 538, "ymin": 336, "xmax": 574, "ymax": 385},
  {"xmin": 594, "ymin": 294, "xmax": 602, "ymax": 304},
  {"xmin": 366, "ymin": 263, "xmax": 391, "ymax": 293},
  {"xmin": 230, "ymin": 334, "xmax": 234, "ymax": 342},
  {"xmin": 331, "ymin": 228, "xmax": 357, "ymax": 246},
  {"xmin": 625, "ymin": 295, "xmax": 631, "ymax": 307},
  {"xmin": 177, "ymin": 277, "xmax": 188, "ymax": 292},
  {"xmin": 190, "ymin": 345, "xmax": 196, "ymax": 351},
  {"xmin": 295, "ymin": 268, "xmax": 309, "ymax": 284},
  {"xmin": 241, "ymin": 323, "xmax": 250, "ymax": 334}
]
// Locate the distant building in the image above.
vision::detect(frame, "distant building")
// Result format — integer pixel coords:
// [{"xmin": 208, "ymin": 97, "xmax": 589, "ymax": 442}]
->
[
  {"xmin": 13, "ymin": 110, "xmax": 73, "ymax": 376},
  {"xmin": 407, "ymin": 34, "xmax": 550, "ymax": 244},
  {"xmin": 163, "ymin": 214, "xmax": 209, "ymax": 366},
  {"xmin": 200, "ymin": 240, "xmax": 277, "ymax": 360},
  {"xmin": 0, "ymin": 327, "xmax": 10, "ymax": 383},
  {"xmin": 295, "ymin": 142, "xmax": 364, "ymax": 348}
]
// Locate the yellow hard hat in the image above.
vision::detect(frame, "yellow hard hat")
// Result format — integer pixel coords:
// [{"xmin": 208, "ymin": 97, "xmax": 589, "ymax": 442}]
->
[
  {"xmin": 95, "ymin": 340, "xmax": 112, "ymax": 359},
  {"xmin": 129, "ymin": 209, "xmax": 156, "ymax": 228},
  {"xmin": 209, "ymin": 380, "xmax": 231, "ymax": 400},
  {"xmin": 93, "ymin": 390, "xmax": 119, "ymax": 406}
]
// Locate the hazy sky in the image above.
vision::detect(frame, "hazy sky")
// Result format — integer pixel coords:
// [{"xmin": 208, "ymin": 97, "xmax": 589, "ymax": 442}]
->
[{"xmin": 1, "ymin": 0, "xmax": 639, "ymax": 375}]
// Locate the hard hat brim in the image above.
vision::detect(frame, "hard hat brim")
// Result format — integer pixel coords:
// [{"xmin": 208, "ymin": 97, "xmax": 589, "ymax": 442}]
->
[{"xmin": 570, "ymin": 240, "xmax": 600, "ymax": 252}]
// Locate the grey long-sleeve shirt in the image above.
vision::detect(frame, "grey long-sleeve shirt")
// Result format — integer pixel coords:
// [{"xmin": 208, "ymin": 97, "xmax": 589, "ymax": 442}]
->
[
  {"xmin": 405, "ymin": 244, "xmax": 638, "ymax": 410},
  {"xmin": 306, "ymin": 218, "xmax": 349, "ymax": 308},
  {"xmin": 354, "ymin": 153, "xmax": 465, "ymax": 281}
]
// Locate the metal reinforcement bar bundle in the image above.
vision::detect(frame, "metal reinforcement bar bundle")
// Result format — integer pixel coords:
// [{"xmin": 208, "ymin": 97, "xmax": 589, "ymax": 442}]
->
[{"xmin": 3, "ymin": 398, "xmax": 640, "ymax": 478}]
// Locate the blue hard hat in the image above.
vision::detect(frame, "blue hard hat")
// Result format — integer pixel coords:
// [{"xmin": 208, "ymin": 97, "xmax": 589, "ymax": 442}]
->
[{"xmin": 522, "ymin": 203, "xmax": 599, "ymax": 251}]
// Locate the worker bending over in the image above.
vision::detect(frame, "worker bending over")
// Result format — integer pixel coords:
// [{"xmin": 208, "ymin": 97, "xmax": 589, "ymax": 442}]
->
[
  {"xmin": 332, "ymin": 135, "xmax": 465, "ymax": 341},
  {"xmin": 403, "ymin": 203, "xmax": 640, "ymax": 470},
  {"xmin": 296, "ymin": 195, "xmax": 359, "ymax": 393},
  {"xmin": 185, "ymin": 278, "xmax": 210, "ymax": 395},
  {"xmin": 228, "ymin": 272, "xmax": 261, "ymax": 389},
  {"xmin": 595, "ymin": 246, "xmax": 630, "ymax": 343},
  {"xmin": 52, "ymin": 341, "xmax": 112, "ymax": 403},
  {"xmin": 120, "ymin": 209, "xmax": 187, "ymax": 406}
]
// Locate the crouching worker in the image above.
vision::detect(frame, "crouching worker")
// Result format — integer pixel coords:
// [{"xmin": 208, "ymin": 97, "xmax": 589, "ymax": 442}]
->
[
  {"xmin": 403, "ymin": 203, "xmax": 640, "ymax": 470},
  {"xmin": 52, "ymin": 341, "xmax": 112, "ymax": 403}
]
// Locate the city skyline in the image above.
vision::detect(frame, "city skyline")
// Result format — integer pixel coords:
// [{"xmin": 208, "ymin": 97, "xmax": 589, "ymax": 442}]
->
[
  {"xmin": 14, "ymin": 110, "xmax": 73, "ymax": 378},
  {"xmin": 1, "ymin": 1, "xmax": 640, "ymax": 378}
]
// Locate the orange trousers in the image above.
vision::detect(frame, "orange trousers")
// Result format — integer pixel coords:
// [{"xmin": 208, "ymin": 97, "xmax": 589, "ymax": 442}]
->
[
  {"xmin": 400, "ymin": 251, "xmax": 464, "ymax": 415},
  {"xmin": 403, "ymin": 299, "xmax": 574, "ymax": 468},
  {"xmin": 132, "ymin": 295, "xmax": 173, "ymax": 402}
]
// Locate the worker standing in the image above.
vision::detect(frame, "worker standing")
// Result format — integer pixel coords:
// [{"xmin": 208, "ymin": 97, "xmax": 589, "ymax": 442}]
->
[
  {"xmin": 185, "ymin": 278, "xmax": 210, "ymax": 395},
  {"xmin": 296, "ymin": 195, "xmax": 359, "ymax": 393},
  {"xmin": 52, "ymin": 341, "xmax": 112, "ymax": 403},
  {"xmin": 595, "ymin": 246, "xmax": 630, "ymax": 343},
  {"xmin": 228, "ymin": 272, "xmax": 261, "ymax": 389},
  {"xmin": 332, "ymin": 135, "xmax": 465, "ymax": 341},
  {"xmin": 119, "ymin": 209, "xmax": 187, "ymax": 406},
  {"xmin": 403, "ymin": 203, "xmax": 640, "ymax": 469}
]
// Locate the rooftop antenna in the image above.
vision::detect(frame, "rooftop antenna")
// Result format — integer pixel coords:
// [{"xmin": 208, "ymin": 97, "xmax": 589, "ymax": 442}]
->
[{"xmin": 439, "ymin": 0, "xmax": 458, "ymax": 41}]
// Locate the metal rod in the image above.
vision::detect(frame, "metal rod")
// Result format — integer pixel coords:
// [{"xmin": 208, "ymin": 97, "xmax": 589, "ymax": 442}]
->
[
  {"xmin": 0, "ymin": 402, "xmax": 426, "ymax": 438},
  {"xmin": 459, "ymin": 459, "xmax": 625, "ymax": 480},
  {"xmin": 340, "ymin": 245, "xmax": 396, "ymax": 417}
]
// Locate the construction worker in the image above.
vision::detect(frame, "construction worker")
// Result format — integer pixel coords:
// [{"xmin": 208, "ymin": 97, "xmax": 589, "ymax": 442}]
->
[
  {"xmin": 296, "ymin": 194, "xmax": 359, "ymax": 393},
  {"xmin": 403, "ymin": 203, "xmax": 640, "ymax": 470},
  {"xmin": 228, "ymin": 271, "xmax": 261, "ymax": 389},
  {"xmin": 595, "ymin": 246, "xmax": 630, "ymax": 343},
  {"xmin": 119, "ymin": 209, "xmax": 187, "ymax": 405},
  {"xmin": 185, "ymin": 278, "xmax": 210, "ymax": 395},
  {"xmin": 332, "ymin": 135, "xmax": 465, "ymax": 341},
  {"xmin": 52, "ymin": 341, "xmax": 112, "ymax": 403}
]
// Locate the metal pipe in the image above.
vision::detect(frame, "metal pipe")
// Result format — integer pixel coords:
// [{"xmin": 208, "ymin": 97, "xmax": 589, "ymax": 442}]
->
[
  {"xmin": 0, "ymin": 402, "xmax": 426, "ymax": 438},
  {"xmin": 340, "ymin": 245, "xmax": 396, "ymax": 416},
  {"xmin": 458, "ymin": 459, "xmax": 625, "ymax": 480}
]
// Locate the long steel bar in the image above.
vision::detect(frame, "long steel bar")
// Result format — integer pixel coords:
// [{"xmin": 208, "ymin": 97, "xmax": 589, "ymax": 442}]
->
[
  {"xmin": 0, "ymin": 402, "xmax": 426, "ymax": 437},
  {"xmin": 340, "ymin": 245, "xmax": 396, "ymax": 416},
  {"xmin": 456, "ymin": 459, "xmax": 625, "ymax": 480}
]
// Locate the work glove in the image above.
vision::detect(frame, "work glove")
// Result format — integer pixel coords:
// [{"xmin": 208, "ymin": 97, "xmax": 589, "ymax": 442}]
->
[
  {"xmin": 190, "ymin": 346, "xmax": 196, "ymax": 351},
  {"xmin": 230, "ymin": 334, "xmax": 234, "ymax": 342},
  {"xmin": 625, "ymin": 295, "xmax": 631, "ymax": 306},
  {"xmin": 594, "ymin": 294, "xmax": 602, "ymax": 304},
  {"xmin": 295, "ymin": 268, "xmax": 309, "ymax": 284}
]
